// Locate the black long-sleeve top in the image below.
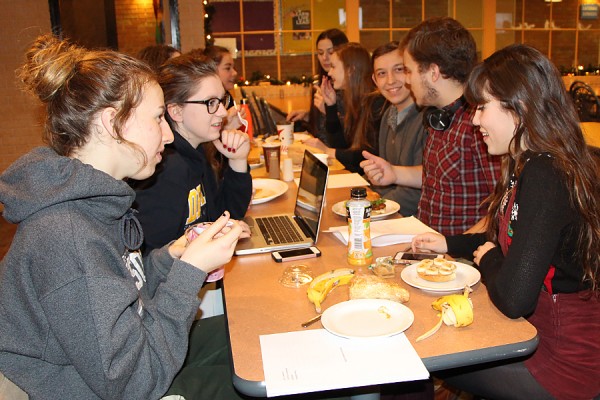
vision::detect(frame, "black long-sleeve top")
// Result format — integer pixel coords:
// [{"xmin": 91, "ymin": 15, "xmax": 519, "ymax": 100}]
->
[
  {"xmin": 131, "ymin": 131, "xmax": 252, "ymax": 254},
  {"xmin": 446, "ymin": 154, "xmax": 587, "ymax": 318},
  {"xmin": 324, "ymin": 93, "xmax": 389, "ymax": 173}
]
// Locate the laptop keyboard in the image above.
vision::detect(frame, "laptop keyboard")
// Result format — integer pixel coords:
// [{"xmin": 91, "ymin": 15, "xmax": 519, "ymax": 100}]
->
[{"xmin": 255, "ymin": 216, "xmax": 304, "ymax": 245}]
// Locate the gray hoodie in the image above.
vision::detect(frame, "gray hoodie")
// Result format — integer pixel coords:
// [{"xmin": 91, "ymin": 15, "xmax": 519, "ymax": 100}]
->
[{"xmin": 0, "ymin": 147, "xmax": 207, "ymax": 399}]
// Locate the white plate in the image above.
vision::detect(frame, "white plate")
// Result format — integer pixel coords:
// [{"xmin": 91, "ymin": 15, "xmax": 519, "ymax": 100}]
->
[
  {"xmin": 331, "ymin": 199, "xmax": 401, "ymax": 221},
  {"xmin": 400, "ymin": 261, "xmax": 481, "ymax": 292},
  {"xmin": 294, "ymin": 133, "xmax": 311, "ymax": 142},
  {"xmin": 321, "ymin": 299, "xmax": 414, "ymax": 339},
  {"xmin": 251, "ymin": 179, "xmax": 288, "ymax": 205}
]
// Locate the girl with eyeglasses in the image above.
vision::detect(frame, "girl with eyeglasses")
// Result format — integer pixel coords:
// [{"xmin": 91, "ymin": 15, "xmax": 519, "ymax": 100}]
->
[{"xmin": 131, "ymin": 54, "xmax": 252, "ymax": 255}]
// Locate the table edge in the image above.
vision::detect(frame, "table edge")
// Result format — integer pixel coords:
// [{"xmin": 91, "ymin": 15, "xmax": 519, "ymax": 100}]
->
[{"xmin": 229, "ymin": 334, "xmax": 539, "ymax": 397}]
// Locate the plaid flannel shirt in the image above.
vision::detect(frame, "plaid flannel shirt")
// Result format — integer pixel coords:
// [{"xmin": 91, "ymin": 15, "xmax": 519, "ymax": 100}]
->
[{"xmin": 417, "ymin": 101, "xmax": 501, "ymax": 235}]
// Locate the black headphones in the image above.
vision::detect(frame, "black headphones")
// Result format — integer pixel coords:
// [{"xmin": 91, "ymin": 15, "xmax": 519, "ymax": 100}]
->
[{"xmin": 423, "ymin": 96, "xmax": 466, "ymax": 131}]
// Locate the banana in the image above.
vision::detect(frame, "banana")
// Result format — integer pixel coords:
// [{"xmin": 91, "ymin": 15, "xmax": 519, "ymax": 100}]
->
[
  {"xmin": 416, "ymin": 286, "xmax": 473, "ymax": 342},
  {"xmin": 307, "ymin": 268, "xmax": 355, "ymax": 313}
]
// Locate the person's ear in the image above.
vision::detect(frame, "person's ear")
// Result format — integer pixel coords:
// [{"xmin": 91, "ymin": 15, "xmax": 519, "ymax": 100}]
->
[
  {"xmin": 167, "ymin": 103, "xmax": 183, "ymax": 122},
  {"xmin": 430, "ymin": 63, "xmax": 441, "ymax": 82},
  {"xmin": 100, "ymin": 107, "xmax": 118, "ymax": 138}
]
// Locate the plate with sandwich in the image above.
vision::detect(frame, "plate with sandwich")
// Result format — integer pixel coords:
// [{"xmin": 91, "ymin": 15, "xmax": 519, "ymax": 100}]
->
[
  {"xmin": 400, "ymin": 259, "xmax": 481, "ymax": 293},
  {"xmin": 331, "ymin": 193, "xmax": 400, "ymax": 221}
]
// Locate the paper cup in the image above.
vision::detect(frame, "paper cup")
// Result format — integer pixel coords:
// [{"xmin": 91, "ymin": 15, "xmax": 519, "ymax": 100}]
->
[
  {"xmin": 262, "ymin": 142, "xmax": 281, "ymax": 173},
  {"xmin": 277, "ymin": 123, "xmax": 294, "ymax": 146}
]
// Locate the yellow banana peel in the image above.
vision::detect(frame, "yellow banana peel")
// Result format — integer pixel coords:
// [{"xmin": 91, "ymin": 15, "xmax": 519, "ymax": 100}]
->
[
  {"xmin": 416, "ymin": 286, "xmax": 473, "ymax": 342},
  {"xmin": 307, "ymin": 268, "xmax": 355, "ymax": 313}
]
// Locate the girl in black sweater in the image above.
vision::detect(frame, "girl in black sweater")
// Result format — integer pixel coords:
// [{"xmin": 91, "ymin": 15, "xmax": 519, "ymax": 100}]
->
[{"xmin": 412, "ymin": 44, "xmax": 600, "ymax": 400}]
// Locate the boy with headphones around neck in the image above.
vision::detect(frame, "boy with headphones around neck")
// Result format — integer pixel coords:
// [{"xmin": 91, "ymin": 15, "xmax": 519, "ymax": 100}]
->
[{"xmin": 361, "ymin": 17, "xmax": 501, "ymax": 236}]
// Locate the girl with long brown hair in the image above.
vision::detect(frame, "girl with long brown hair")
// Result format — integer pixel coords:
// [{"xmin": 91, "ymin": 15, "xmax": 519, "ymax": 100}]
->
[
  {"xmin": 304, "ymin": 42, "xmax": 388, "ymax": 172},
  {"xmin": 412, "ymin": 44, "xmax": 600, "ymax": 400}
]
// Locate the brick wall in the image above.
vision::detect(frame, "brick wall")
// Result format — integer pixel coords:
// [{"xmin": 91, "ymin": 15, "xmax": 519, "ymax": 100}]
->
[
  {"xmin": 114, "ymin": 0, "xmax": 156, "ymax": 56},
  {"xmin": 178, "ymin": 0, "xmax": 205, "ymax": 52},
  {"xmin": 0, "ymin": 0, "xmax": 50, "ymax": 176}
]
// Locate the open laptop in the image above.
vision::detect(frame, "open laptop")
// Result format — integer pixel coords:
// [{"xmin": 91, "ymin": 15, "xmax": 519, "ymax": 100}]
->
[{"xmin": 235, "ymin": 151, "xmax": 329, "ymax": 255}]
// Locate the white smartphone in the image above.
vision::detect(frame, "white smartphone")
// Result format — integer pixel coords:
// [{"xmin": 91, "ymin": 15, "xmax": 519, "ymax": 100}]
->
[
  {"xmin": 271, "ymin": 247, "xmax": 322, "ymax": 263},
  {"xmin": 393, "ymin": 251, "xmax": 444, "ymax": 265}
]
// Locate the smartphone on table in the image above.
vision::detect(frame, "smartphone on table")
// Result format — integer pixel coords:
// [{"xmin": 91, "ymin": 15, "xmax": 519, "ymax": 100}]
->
[
  {"xmin": 393, "ymin": 251, "xmax": 444, "ymax": 265},
  {"xmin": 271, "ymin": 247, "xmax": 321, "ymax": 263}
]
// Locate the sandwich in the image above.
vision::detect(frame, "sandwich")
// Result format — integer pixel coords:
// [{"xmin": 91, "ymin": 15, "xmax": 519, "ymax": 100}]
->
[
  {"xmin": 416, "ymin": 258, "xmax": 457, "ymax": 282},
  {"xmin": 367, "ymin": 192, "xmax": 387, "ymax": 213}
]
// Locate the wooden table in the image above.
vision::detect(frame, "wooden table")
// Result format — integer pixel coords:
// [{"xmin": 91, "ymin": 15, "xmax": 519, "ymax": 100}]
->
[
  {"xmin": 222, "ymin": 183, "xmax": 538, "ymax": 397},
  {"xmin": 249, "ymin": 138, "xmax": 346, "ymax": 178},
  {"xmin": 266, "ymin": 96, "xmax": 312, "ymax": 116}
]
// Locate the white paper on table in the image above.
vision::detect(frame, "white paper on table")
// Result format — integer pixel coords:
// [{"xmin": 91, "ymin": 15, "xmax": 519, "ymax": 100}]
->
[
  {"xmin": 260, "ymin": 329, "xmax": 429, "ymax": 397},
  {"xmin": 294, "ymin": 173, "xmax": 370, "ymax": 189},
  {"xmin": 324, "ymin": 216, "xmax": 438, "ymax": 247}
]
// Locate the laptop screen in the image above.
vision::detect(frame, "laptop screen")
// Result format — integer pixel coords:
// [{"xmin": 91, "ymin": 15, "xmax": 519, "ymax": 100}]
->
[{"xmin": 293, "ymin": 151, "xmax": 329, "ymax": 240}]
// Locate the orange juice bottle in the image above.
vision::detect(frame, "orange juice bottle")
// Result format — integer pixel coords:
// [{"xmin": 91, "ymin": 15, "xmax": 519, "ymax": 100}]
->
[
  {"xmin": 239, "ymin": 98, "xmax": 254, "ymax": 139},
  {"xmin": 346, "ymin": 187, "xmax": 373, "ymax": 266}
]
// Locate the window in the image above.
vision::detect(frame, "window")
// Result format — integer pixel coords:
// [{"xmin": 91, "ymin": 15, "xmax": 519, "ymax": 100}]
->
[
  {"xmin": 209, "ymin": 0, "xmax": 346, "ymax": 83},
  {"xmin": 203, "ymin": 0, "xmax": 600, "ymax": 82}
]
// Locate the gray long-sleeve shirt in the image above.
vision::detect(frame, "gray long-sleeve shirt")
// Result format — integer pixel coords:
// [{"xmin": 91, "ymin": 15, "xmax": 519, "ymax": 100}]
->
[{"xmin": 373, "ymin": 103, "xmax": 427, "ymax": 217}]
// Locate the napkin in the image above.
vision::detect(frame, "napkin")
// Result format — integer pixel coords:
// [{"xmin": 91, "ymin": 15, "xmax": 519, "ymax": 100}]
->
[
  {"xmin": 260, "ymin": 329, "xmax": 429, "ymax": 397},
  {"xmin": 325, "ymin": 216, "xmax": 438, "ymax": 247},
  {"xmin": 294, "ymin": 173, "xmax": 369, "ymax": 189}
]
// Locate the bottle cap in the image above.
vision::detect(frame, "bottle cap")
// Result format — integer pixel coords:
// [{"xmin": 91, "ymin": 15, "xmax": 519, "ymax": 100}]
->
[
  {"xmin": 350, "ymin": 187, "xmax": 367, "ymax": 199},
  {"xmin": 240, "ymin": 98, "xmax": 248, "ymax": 104}
]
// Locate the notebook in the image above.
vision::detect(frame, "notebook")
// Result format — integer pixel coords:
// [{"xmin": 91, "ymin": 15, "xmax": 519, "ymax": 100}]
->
[{"xmin": 235, "ymin": 151, "xmax": 329, "ymax": 255}]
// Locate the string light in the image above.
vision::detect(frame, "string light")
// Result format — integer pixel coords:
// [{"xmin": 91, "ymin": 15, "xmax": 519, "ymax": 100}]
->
[{"xmin": 204, "ymin": 0, "xmax": 215, "ymax": 46}]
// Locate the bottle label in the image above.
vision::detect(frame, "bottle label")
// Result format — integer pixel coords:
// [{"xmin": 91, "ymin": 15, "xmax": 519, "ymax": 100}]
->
[{"xmin": 347, "ymin": 204, "xmax": 372, "ymax": 263}]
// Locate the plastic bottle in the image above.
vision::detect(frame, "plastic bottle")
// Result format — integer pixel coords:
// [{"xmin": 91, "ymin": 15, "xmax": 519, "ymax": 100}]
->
[
  {"xmin": 239, "ymin": 98, "xmax": 254, "ymax": 139},
  {"xmin": 346, "ymin": 187, "xmax": 373, "ymax": 266}
]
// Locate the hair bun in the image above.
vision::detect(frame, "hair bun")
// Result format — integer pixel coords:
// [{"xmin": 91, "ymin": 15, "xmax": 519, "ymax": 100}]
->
[{"xmin": 20, "ymin": 35, "xmax": 86, "ymax": 102}]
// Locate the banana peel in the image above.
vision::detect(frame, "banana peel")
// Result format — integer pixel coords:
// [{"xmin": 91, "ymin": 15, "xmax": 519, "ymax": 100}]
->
[
  {"xmin": 416, "ymin": 286, "xmax": 473, "ymax": 342},
  {"xmin": 307, "ymin": 268, "xmax": 355, "ymax": 313}
]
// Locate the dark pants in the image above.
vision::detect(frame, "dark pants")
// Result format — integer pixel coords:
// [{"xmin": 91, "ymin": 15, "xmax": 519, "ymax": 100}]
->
[
  {"xmin": 165, "ymin": 315, "xmax": 249, "ymax": 399},
  {"xmin": 436, "ymin": 359, "xmax": 553, "ymax": 400}
]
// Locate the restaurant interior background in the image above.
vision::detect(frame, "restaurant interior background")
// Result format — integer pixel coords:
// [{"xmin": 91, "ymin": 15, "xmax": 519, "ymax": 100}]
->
[{"xmin": 1, "ymin": 0, "xmax": 600, "ymax": 179}]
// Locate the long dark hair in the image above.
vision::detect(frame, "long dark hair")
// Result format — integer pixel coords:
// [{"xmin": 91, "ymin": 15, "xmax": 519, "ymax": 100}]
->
[
  {"xmin": 335, "ymin": 43, "xmax": 375, "ymax": 146},
  {"xmin": 315, "ymin": 28, "xmax": 348, "ymax": 78},
  {"xmin": 465, "ymin": 44, "xmax": 600, "ymax": 292}
]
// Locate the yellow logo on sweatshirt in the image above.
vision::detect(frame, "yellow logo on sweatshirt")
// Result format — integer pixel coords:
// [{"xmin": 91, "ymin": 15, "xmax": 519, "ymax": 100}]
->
[{"xmin": 186, "ymin": 184, "xmax": 206, "ymax": 224}]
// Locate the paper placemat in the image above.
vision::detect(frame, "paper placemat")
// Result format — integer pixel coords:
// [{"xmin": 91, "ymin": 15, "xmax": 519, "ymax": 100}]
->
[
  {"xmin": 325, "ymin": 216, "xmax": 438, "ymax": 247},
  {"xmin": 294, "ymin": 173, "xmax": 369, "ymax": 189},
  {"xmin": 260, "ymin": 329, "xmax": 429, "ymax": 397}
]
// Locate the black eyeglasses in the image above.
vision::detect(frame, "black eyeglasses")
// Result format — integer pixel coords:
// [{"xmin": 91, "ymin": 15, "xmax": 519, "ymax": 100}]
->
[{"xmin": 182, "ymin": 92, "xmax": 231, "ymax": 114}]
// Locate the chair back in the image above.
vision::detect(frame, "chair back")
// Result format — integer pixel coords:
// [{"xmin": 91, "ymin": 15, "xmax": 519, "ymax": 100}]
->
[{"xmin": 570, "ymin": 81, "xmax": 600, "ymax": 122}]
